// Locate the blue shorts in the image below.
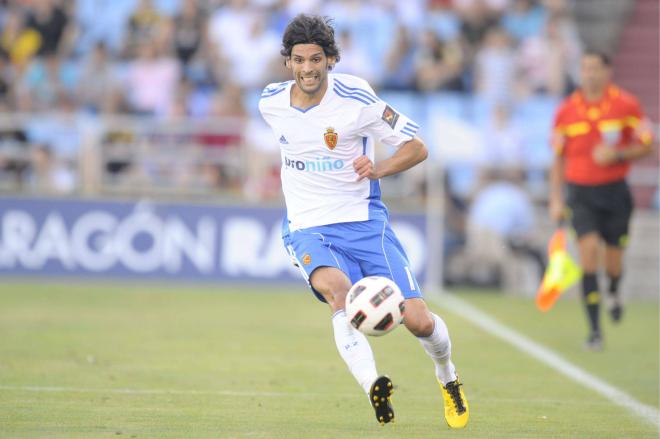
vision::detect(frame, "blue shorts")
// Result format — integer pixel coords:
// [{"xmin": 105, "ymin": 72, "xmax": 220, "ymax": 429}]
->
[{"xmin": 283, "ymin": 220, "xmax": 423, "ymax": 302}]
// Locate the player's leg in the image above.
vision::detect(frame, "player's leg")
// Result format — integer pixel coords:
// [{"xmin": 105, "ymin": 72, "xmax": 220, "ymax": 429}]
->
[
  {"xmin": 353, "ymin": 220, "xmax": 468, "ymax": 428},
  {"xmin": 286, "ymin": 226, "xmax": 391, "ymax": 424},
  {"xmin": 601, "ymin": 181, "xmax": 633, "ymax": 324},
  {"xmin": 286, "ymin": 228, "xmax": 380, "ymax": 398},
  {"xmin": 604, "ymin": 245, "xmax": 624, "ymax": 322},
  {"xmin": 404, "ymin": 299, "xmax": 455, "ymax": 382},
  {"xmin": 404, "ymin": 298, "xmax": 468, "ymax": 428},
  {"xmin": 567, "ymin": 184, "xmax": 603, "ymax": 350},
  {"xmin": 577, "ymin": 232, "xmax": 602, "ymax": 349},
  {"xmin": 309, "ymin": 266, "xmax": 380, "ymax": 397}
]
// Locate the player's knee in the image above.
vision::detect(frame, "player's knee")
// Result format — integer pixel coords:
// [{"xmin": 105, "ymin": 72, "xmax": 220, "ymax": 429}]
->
[
  {"xmin": 405, "ymin": 313, "xmax": 435, "ymax": 337},
  {"xmin": 319, "ymin": 286, "xmax": 349, "ymax": 311},
  {"xmin": 331, "ymin": 288, "xmax": 349, "ymax": 310}
]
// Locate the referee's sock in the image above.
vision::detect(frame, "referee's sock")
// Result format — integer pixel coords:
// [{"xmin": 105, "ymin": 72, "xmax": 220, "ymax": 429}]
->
[
  {"xmin": 607, "ymin": 274, "xmax": 623, "ymax": 323},
  {"xmin": 581, "ymin": 273, "xmax": 600, "ymax": 334},
  {"xmin": 608, "ymin": 275, "xmax": 621, "ymax": 297}
]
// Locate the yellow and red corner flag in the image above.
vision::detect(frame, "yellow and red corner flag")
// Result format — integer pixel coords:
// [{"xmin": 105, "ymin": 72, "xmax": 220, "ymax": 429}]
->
[{"xmin": 535, "ymin": 228, "xmax": 581, "ymax": 312}]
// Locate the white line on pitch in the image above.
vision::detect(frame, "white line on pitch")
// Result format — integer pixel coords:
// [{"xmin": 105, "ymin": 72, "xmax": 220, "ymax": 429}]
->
[
  {"xmin": 432, "ymin": 292, "xmax": 660, "ymax": 430},
  {"xmin": 0, "ymin": 385, "xmax": 324, "ymax": 398},
  {"xmin": 0, "ymin": 385, "xmax": 626, "ymax": 407}
]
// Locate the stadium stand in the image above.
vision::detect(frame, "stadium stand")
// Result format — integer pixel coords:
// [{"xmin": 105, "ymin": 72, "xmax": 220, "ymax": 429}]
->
[{"xmin": 0, "ymin": 0, "xmax": 656, "ymax": 295}]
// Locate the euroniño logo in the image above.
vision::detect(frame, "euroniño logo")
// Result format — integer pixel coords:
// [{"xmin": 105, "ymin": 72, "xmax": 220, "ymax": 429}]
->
[{"xmin": 284, "ymin": 156, "xmax": 345, "ymax": 172}]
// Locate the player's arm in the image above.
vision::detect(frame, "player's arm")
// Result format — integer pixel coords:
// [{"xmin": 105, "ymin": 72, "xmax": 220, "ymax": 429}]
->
[
  {"xmin": 593, "ymin": 99, "xmax": 656, "ymax": 165},
  {"xmin": 354, "ymin": 136, "xmax": 428, "ymax": 181},
  {"xmin": 548, "ymin": 127, "xmax": 566, "ymax": 223},
  {"xmin": 549, "ymin": 152, "xmax": 565, "ymax": 223},
  {"xmin": 592, "ymin": 135, "xmax": 655, "ymax": 165}
]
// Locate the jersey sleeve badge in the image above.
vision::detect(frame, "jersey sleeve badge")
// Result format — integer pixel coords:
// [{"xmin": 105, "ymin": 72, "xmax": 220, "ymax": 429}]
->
[{"xmin": 381, "ymin": 105, "xmax": 400, "ymax": 129}]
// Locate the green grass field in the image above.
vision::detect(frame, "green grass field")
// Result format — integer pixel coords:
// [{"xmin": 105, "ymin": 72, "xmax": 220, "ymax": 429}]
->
[{"xmin": 0, "ymin": 282, "xmax": 658, "ymax": 438}]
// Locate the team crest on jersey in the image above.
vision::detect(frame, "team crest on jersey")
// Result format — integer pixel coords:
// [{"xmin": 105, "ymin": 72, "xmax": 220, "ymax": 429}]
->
[
  {"xmin": 302, "ymin": 254, "xmax": 311, "ymax": 265},
  {"xmin": 324, "ymin": 127, "xmax": 338, "ymax": 150},
  {"xmin": 381, "ymin": 105, "xmax": 400, "ymax": 128}
]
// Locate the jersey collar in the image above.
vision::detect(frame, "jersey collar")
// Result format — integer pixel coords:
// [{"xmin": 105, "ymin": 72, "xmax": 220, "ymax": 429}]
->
[{"xmin": 289, "ymin": 75, "xmax": 333, "ymax": 114}]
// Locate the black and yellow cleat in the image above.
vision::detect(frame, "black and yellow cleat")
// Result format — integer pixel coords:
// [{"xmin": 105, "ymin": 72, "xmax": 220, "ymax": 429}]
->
[
  {"xmin": 440, "ymin": 377, "xmax": 469, "ymax": 428},
  {"xmin": 370, "ymin": 375, "xmax": 395, "ymax": 425}
]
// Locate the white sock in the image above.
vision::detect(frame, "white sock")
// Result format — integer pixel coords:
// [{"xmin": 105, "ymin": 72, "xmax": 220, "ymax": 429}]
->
[
  {"xmin": 331, "ymin": 309, "xmax": 378, "ymax": 395},
  {"xmin": 418, "ymin": 313, "xmax": 457, "ymax": 385}
]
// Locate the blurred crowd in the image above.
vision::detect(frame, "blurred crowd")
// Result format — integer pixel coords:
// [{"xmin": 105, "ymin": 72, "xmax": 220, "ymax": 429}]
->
[
  {"xmin": 0, "ymin": 0, "xmax": 582, "ymax": 116},
  {"xmin": 0, "ymin": 0, "xmax": 620, "ymax": 290}
]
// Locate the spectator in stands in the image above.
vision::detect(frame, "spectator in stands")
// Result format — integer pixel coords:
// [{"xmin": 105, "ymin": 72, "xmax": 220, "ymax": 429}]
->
[
  {"xmin": 457, "ymin": 0, "xmax": 498, "ymax": 61},
  {"xmin": 230, "ymin": 14, "xmax": 283, "ymax": 89},
  {"xmin": 518, "ymin": 14, "xmax": 582, "ymax": 97},
  {"xmin": 196, "ymin": 81, "xmax": 247, "ymax": 190},
  {"xmin": 1, "ymin": 7, "xmax": 41, "ymax": 70},
  {"xmin": 544, "ymin": 0, "xmax": 583, "ymax": 88},
  {"xmin": 125, "ymin": 39, "xmax": 180, "ymax": 116},
  {"xmin": 478, "ymin": 103, "xmax": 524, "ymax": 170},
  {"xmin": 381, "ymin": 24, "xmax": 417, "ymax": 91},
  {"xmin": 123, "ymin": 0, "xmax": 168, "ymax": 58},
  {"xmin": 29, "ymin": 143, "xmax": 76, "ymax": 194},
  {"xmin": 171, "ymin": 0, "xmax": 207, "ymax": 68},
  {"xmin": 16, "ymin": 53, "xmax": 78, "ymax": 112},
  {"xmin": 414, "ymin": 29, "xmax": 465, "ymax": 92},
  {"xmin": 74, "ymin": 0, "xmax": 135, "ymax": 56},
  {"xmin": 500, "ymin": 0, "xmax": 546, "ymax": 42},
  {"xmin": 426, "ymin": 0, "xmax": 461, "ymax": 42},
  {"xmin": 0, "ymin": 49, "xmax": 11, "ymax": 108},
  {"xmin": 463, "ymin": 170, "xmax": 544, "ymax": 289},
  {"xmin": 473, "ymin": 26, "xmax": 516, "ymax": 104},
  {"xmin": 25, "ymin": 0, "xmax": 72, "ymax": 57},
  {"xmin": 207, "ymin": 0, "xmax": 258, "ymax": 66},
  {"xmin": 0, "ymin": 112, "xmax": 31, "ymax": 189},
  {"xmin": 333, "ymin": 29, "xmax": 375, "ymax": 84},
  {"xmin": 77, "ymin": 42, "xmax": 122, "ymax": 114}
]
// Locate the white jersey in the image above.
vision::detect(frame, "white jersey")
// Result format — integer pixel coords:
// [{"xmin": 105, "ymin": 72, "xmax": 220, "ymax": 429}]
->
[{"xmin": 258, "ymin": 73, "xmax": 419, "ymax": 232}]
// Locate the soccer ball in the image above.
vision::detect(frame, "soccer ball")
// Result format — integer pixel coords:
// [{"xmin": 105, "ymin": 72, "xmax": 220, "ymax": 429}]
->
[{"xmin": 345, "ymin": 276, "xmax": 406, "ymax": 336}]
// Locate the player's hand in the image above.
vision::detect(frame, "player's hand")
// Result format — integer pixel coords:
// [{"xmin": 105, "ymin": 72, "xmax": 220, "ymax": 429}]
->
[
  {"xmin": 353, "ymin": 155, "xmax": 379, "ymax": 181},
  {"xmin": 549, "ymin": 196, "xmax": 565, "ymax": 223},
  {"xmin": 592, "ymin": 143, "xmax": 619, "ymax": 166}
]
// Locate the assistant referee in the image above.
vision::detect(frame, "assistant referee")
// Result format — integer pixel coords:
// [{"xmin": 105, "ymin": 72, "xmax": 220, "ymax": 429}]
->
[{"xmin": 549, "ymin": 51, "xmax": 655, "ymax": 350}]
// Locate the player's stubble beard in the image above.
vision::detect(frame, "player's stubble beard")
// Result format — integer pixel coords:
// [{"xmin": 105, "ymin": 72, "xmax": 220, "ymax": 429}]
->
[
  {"xmin": 296, "ymin": 72, "xmax": 327, "ymax": 97},
  {"xmin": 296, "ymin": 65, "xmax": 327, "ymax": 97}
]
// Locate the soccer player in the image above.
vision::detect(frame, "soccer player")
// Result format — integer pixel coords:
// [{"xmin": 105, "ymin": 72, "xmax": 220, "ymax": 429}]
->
[
  {"xmin": 259, "ymin": 14, "xmax": 469, "ymax": 428},
  {"xmin": 549, "ymin": 51, "xmax": 655, "ymax": 350}
]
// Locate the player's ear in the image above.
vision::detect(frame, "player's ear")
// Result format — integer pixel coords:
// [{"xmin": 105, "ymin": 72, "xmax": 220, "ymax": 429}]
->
[
  {"xmin": 327, "ymin": 56, "xmax": 336, "ymax": 71},
  {"xmin": 285, "ymin": 57, "xmax": 291, "ymax": 68}
]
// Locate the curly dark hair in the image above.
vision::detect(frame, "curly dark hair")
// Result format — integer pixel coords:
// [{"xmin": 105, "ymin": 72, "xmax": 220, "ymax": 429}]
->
[
  {"xmin": 280, "ymin": 14, "xmax": 341, "ymax": 67},
  {"xmin": 583, "ymin": 50, "xmax": 611, "ymax": 66}
]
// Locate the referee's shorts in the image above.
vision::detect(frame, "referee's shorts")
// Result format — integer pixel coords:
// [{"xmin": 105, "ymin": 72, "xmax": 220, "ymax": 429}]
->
[{"xmin": 566, "ymin": 179, "xmax": 633, "ymax": 247}]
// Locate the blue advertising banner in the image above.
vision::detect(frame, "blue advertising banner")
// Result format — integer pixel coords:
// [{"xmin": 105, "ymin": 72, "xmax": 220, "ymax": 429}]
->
[{"xmin": 0, "ymin": 197, "xmax": 427, "ymax": 283}]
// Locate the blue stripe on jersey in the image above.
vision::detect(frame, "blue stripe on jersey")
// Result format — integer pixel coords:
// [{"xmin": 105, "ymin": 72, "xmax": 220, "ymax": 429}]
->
[
  {"xmin": 264, "ymin": 81, "xmax": 290, "ymax": 92},
  {"xmin": 261, "ymin": 87, "xmax": 287, "ymax": 98},
  {"xmin": 361, "ymin": 134, "xmax": 387, "ymax": 220},
  {"xmin": 403, "ymin": 121, "xmax": 420, "ymax": 129},
  {"xmin": 334, "ymin": 80, "xmax": 378, "ymax": 104},
  {"xmin": 401, "ymin": 127, "xmax": 417, "ymax": 136},
  {"xmin": 368, "ymin": 179, "xmax": 388, "ymax": 221},
  {"xmin": 334, "ymin": 79, "xmax": 379, "ymax": 101},
  {"xmin": 333, "ymin": 87, "xmax": 373, "ymax": 105}
]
